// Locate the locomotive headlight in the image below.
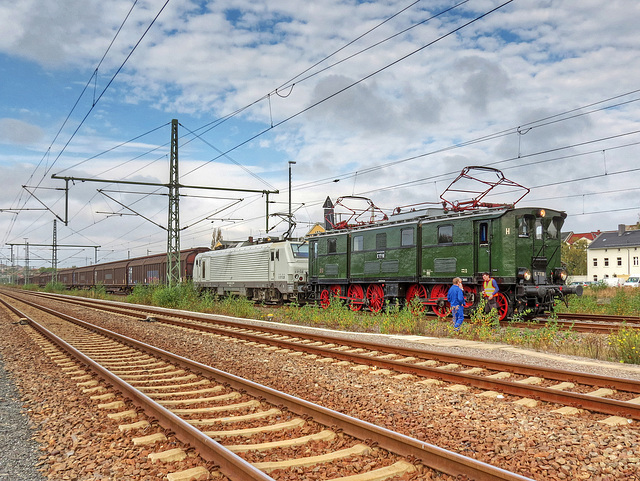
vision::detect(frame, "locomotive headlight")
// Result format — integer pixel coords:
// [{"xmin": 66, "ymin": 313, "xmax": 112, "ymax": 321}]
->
[
  {"xmin": 518, "ymin": 267, "xmax": 532, "ymax": 281},
  {"xmin": 537, "ymin": 209, "xmax": 546, "ymax": 218},
  {"xmin": 553, "ymin": 267, "xmax": 568, "ymax": 282}
]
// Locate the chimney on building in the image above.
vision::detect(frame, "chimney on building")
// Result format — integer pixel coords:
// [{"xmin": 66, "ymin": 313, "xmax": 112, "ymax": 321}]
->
[{"xmin": 618, "ymin": 224, "xmax": 626, "ymax": 236}]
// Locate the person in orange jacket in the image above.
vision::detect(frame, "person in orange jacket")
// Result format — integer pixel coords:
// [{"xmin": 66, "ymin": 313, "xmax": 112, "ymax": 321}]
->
[{"xmin": 482, "ymin": 272, "xmax": 499, "ymax": 313}]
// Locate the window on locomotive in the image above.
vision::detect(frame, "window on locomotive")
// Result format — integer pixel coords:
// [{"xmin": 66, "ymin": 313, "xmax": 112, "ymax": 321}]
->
[
  {"xmin": 327, "ymin": 238, "xmax": 337, "ymax": 254},
  {"xmin": 479, "ymin": 222, "xmax": 489, "ymax": 245},
  {"xmin": 543, "ymin": 219, "xmax": 554, "ymax": 239},
  {"xmin": 550, "ymin": 216, "xmax": 564, "ymax": 239},
  {"xmin": 438, "ymin": 225, "xmax": 453, "ymax": 244},
  {"xmin": 353, "ymin": 235, "xmax": 364, "ymax": 251},
  {"xmin": 535, "ymin": 219, "xmax": 544, "ymax": 240},
  {"xmin": 291, "ymin": 243, "xmax": 309, "ymax": 258},
  {"xmin": 376, "ymin": 233, "xmax": 387, "ymax": 250},
  {"xmin": 517, "ymin": 217, "xmax": 530, "ymax": 237},
  {"xmin": 401, "ymin": 228, "xmax": 414, "ymax": 246}
]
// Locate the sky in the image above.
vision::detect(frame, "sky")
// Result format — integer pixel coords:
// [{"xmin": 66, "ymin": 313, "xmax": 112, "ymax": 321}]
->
[{"xmin": 1, "ymin": 0, "xmax": 640, "ymax": 269}]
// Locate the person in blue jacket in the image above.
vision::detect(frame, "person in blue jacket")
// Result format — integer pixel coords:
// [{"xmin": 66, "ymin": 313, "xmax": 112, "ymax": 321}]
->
[{"xmin": 447, "ymin": 277, "xmax": 465, "ymax": 331}]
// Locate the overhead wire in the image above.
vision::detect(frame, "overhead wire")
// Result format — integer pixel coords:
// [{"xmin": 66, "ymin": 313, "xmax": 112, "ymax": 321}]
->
[
  {"xmin": 185, "ymin": 0, "xmax": 516, "ymax": 177},
  {"xmin": 38, "ymin": 0, "xmax": 472, "ymax": 252}
]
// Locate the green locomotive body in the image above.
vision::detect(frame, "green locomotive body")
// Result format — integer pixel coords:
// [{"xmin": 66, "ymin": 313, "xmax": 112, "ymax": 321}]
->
[{"xmin": 308, "ymin": 205, "xmax": 581, "ymax": 319}]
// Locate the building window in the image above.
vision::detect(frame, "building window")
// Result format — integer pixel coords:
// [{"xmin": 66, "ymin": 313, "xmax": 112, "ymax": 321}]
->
[
  {"xmin": 604, "ymin": 258, "xmax": 609, "ymax": 267},
  {"xmin": 634, "ymin": 256, "xmax": 639, "ymax": 267},
  {"xmin": 593, "ymin": 275, "xmax": 598, "ymax": 282},
  {"xmin": 353, "ymin": 235, "xmax": 363, "ymax": 252},
  {"xmin": 438, "ymin": 225, "xmax": 453, "ymax": 244},
  {"xmin": 617, "ymin": 257, "xmax": 622, "ymax": 267},
  {"xmin": 593, "ymin": 258, "xmax": 597, "ymax": 267},
  {"xmin": 401, "ymin": 228, "xmax": 414, "ymax": 246}
]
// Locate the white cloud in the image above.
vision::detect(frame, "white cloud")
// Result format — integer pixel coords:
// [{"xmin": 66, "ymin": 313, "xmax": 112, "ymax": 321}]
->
[{"xmin": 0, "ymin": 118, "xmax": 44, "ymax": 145}]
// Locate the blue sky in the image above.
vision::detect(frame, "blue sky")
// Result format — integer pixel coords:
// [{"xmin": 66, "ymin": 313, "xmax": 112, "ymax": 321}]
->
[{"xmin": 1, "ymin": 0, "xmax": 640, "ymax": 269}]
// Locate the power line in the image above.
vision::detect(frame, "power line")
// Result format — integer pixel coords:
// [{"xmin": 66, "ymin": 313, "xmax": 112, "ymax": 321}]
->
[
  {"xmin": 185, "ymin": 0, "xmax": 516, "ymax": 177},
  {"xmin": 6, "ymin": 0, "xmax": 173, "ymax": 246}
]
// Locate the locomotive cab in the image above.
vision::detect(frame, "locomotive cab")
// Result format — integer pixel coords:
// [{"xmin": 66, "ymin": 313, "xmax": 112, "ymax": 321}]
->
[{"xmin": 509, "ymin": 208, "xmax": 582, "ymax": 316}]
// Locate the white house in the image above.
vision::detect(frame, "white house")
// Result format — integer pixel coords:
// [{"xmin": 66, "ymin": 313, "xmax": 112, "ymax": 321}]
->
[{"xmin": 587, "ymin": 224, "xmax": 640, "ymax": 283}]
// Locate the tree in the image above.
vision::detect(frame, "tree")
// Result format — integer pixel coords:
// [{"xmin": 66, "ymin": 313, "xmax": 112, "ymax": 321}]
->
[
  {"xmin": 561, "ymin": 239, "xmax": 588, "ymax": 275},
  {"xmin": 211, "ymin": 228, "xmax": 223, "ymax": 250}
]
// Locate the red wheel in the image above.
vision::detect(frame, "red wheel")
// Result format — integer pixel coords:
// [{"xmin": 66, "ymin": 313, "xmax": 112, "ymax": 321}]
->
[
  {"xmin": 347, "ymin": 284, "xmax": 365, "ymax": 311},
  {"xmin": 406, "ymin": 284, "xmax": 427, "ymax": 312},
  {"xmin": 494, "ymin": 292, "xmax": 509, "ymax": 321},
  {"xmin": 320, "ymin": 285, "xmax": 341, "ymax": 309},
  {"xmin": 366, "ymin": 284, "xmax": 385, "ymax": 313},
  {"xmin": 431, "ymin": 284, "xmax": 451, "ymax": 317},
  {"xmin": 319, "ymin": 289, "xmax": 331, "ymax": 309},
  {"xmin": 462, "ymin": 285, "xmax": 477, "ymax": 309}
]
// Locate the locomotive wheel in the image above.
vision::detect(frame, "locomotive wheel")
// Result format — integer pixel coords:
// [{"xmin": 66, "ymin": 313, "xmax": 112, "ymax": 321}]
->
[
  {"xmin": 347, "ymin": 284, "xmax": 365, "ymax": 311},
  {"xmin": 319, "ymin": 289, "xmax": 331, "ymax": 309},
  {"xmin": 320, "ymin": 285, "xmax": 342, "ymax": 309},
  {"xmin": 494, "ymin": 292, "xmax": 510, "ymax": 321},
  {"xmin": 405, "ymin": 284, "xmax": 427, "ymax": 312},
  {"xmin": 366, "ymin": 284, "xmax": 385, "ymax": 313},
  {"xmin": 463, "ymin": 285, "xmax": 477, "ymax": 309},
  {"xmin": 431, "ymin": 284, "xmax": 451, "ymax": 317}
]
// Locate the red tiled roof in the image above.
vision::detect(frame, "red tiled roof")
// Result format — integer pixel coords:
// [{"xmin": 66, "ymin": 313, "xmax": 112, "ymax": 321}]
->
[{"xmin": 567, "ymin": 231, "xmax": 600, "ymax": 244}]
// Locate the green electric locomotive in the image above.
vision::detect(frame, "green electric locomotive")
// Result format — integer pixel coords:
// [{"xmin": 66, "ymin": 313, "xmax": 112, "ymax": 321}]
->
[{"xmin": 307, "ymin": 167, "xmax": 582, "ymax": 320}]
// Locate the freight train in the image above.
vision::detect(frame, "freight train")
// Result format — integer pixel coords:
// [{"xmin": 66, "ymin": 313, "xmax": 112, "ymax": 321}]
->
[{"xmin": 26, "ymin": 248, "xmax": 209, "ymax": 292}]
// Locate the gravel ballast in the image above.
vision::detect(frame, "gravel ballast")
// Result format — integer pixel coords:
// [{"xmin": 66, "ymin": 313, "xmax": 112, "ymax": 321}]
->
[{"xmin": 2, "ymin": 296, "xmax": 640, "ymax": 480}]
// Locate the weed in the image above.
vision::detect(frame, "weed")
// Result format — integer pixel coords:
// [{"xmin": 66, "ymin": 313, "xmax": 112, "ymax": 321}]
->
[{"xmin": 608, "ymin": 323, "xmax": 640, "ymax": 364}]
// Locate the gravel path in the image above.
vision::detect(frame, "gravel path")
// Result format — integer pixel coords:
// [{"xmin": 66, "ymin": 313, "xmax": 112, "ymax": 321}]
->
[{"xmin": 0, "ymin": 354, "xmax": 44, "ymax": 480}]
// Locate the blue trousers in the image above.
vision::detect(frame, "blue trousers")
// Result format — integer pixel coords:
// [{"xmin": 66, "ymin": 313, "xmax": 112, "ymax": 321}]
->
[{"xmin": 452, "ymin": 305, "xmax": 464, "ymax": 330}]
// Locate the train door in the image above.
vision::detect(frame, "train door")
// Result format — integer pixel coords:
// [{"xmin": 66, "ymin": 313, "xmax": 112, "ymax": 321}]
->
[
  {"xmin": 475, "ymin": 220, "xmax": 492, "ymax": 274},
  {"xmin": 270, "ymin": 247, "xmax": 278, "ymax": 282},
  {"xmin": 309, "ymin": 240, "xmax": 317, "ymax": 278}
]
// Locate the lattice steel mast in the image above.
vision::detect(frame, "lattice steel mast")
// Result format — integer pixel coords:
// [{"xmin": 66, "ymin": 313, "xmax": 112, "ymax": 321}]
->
[{"xmin": 167, "ymin": 119, "xmax": 180, "ymax": 286}]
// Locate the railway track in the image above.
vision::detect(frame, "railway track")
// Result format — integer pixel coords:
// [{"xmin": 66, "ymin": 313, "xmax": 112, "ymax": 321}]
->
[
  {"xmin": 12, "ymin": 290, "xmax": 640, "ymax": 423},
  {"xmin": 510, "ymin": 312, "xmax": 640, "ymax": 333},
  {"xmin": 1, "ymin": 291, "xmax": 536, "ymax": 481}
]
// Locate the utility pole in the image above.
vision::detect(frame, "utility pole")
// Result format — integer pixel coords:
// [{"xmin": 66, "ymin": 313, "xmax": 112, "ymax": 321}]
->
[
  {"xmin": 167, "ymin": 119, "xmax": 181, "ymax": 286},
  {"xmin": 51, "ymin": 119, "xmax": 279, "ymax": 285},
  {"xmin": 288, "ymin": 161, "xmax": 296, "ymax": 239},
  {"xmin": 24, "ymin": 238, "xmax": 29, "ymax": 284},
  {"xmin": 52, "ymin": 220, "xmax": 58, "ymax": 282}
]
